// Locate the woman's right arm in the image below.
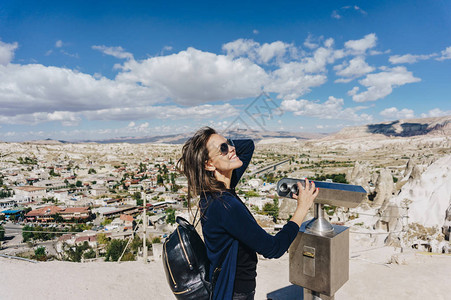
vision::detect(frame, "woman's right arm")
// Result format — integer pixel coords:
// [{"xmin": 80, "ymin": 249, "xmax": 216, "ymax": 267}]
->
[{"xmin": 230, "ymin": 139, "xmax": 254, "ymax": 189}]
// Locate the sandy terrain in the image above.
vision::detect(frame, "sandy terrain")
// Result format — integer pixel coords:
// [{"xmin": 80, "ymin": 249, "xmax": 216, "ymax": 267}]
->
[{"xmin": 1, "ymin": 242, "xmax": 450, "ymax": 300}]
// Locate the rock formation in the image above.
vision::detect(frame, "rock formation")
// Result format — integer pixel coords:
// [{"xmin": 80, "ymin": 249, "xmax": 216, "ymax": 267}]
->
[
  {"xmin": 384, "ymin": 154, "xmax": 451, "ymax": 232},
  {"xmin": 372, "ymin": 168, "xmax": 394, "ymax": 207},
  {"xmin": 349, "ymin": 161, "xmax": 371, "ymax": 192},
  {"xmin": 278, "ymin": 198, "xmax": 298, "ymax": 220}
]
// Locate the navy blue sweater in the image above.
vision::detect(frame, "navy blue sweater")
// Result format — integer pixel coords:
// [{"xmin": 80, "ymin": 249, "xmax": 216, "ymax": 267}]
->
[{"xmin": 200, "ymin": 139, "xmax": 300, "ymax": 300}]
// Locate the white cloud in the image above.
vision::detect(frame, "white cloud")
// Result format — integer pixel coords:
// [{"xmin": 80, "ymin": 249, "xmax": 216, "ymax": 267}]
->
[
  {"xmin": 265, "ymin": 62, "xmax": 327, "ymax": 99},
  {"xmin": 0, "ymin": 102, "xmax": 239, "ymax": 126},
  {"xmin": 380, "ymin": 107, "xmax": 415, "ymax": 119},
  {"xmin": 0, "ymin": 111, "xmax": 81, "ymax": 126},
  {"xmin": 0, "ymin": 40, "xmax": 18, "ymax": 65},
  {"xmin": 222, "ymin": 39, "xmax": 294, "ymax": 64},
  {"xmin": 331, "ymin": 11, "xmax": 341, "ymax": 19},
  {"xmin": 258, "ymin": 41, "xmax": 291, "ymax": 63},
  {"xmin": 389, "ymin": 53, "xmax": 435, "ymax": 64},
  {"xmin": 436, "ymin": 46, "xmax": 451, "ymax": 61},
  {"xmin": 222, "ymin": 39, "xmax": 259, "ymax": 59},
  {"xmin": 333, "ymin": 6, "xmax": 367, "ymax": 20},
  {"xmin": 117, "ymin": 47, "xmax": 268, "ymax": 105},
  {"xmin": 55, "ymin": 40, "xmax": 63, "ymax": 48},
  {"xmin": 420, "ymin": 108, "xmax": 451, "ymax": 118},
  {"xmin": 353, "ymin": 5, "xmax": 367, "ymax": 15},
  {"xmin": 1, "ymin": 34, "xmax": 432, "ymax": 131},
  {"xmin": 264, "ymin": 43, "xmax": 345, "ymax": 99},
  {"xmin": 138, "ymin": 122, "xmax": 149, "ymax": 130},
  {"xmin": 334, "ymin": 56, "xmax": 375, "ymax": 82},
  {"xmin": 349, "ymin": 66, "xmax": 421, "ymax": 102},
  {"xmin": 324, "ymin": 38, "xmax": 334, "ymax": 48},
  {"xmin": 304, "ymin": 34, "xmax": 320, "ymax": 49},
  {"xmin": 344, "ymin": 33, "xmax": 377, "ymax": 54},
  {"xmin": 0, "ymin": 63, "xmax": 164, "ymax": 117},
  {"xmin": 281, "ymin": 96, "xmax": 373, "ymax": 122},
  {"xmin": 82, "ymin": 103, "xmax": 239, "ymax": 121},
  {"xmin": 60, "ymin": 49, "xmax": 79, "ymax": 59},
  {"xmin": 347, "ymin": 86, "xmax": 359, "ymax": 96},
  {"xmin": 92, "ymin": 45, "xmax": 134, "ymax": 60}
]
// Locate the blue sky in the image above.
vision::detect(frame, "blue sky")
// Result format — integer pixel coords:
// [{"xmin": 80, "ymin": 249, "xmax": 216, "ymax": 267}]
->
[{"xmin": 0, "ymin": 0, "xmax": 450, "ymax": 141}]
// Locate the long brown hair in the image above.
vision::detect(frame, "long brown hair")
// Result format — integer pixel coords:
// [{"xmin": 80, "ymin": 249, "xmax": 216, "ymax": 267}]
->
[{"xmin": 177, "ymin": 127, "xmax": 226, "ymax": 209}]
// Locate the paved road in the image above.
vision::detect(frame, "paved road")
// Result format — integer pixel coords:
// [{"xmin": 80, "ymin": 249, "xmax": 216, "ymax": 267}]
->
[{"xmin": 0, "ymin": 222, "xmax": 58, "ymax": 256}]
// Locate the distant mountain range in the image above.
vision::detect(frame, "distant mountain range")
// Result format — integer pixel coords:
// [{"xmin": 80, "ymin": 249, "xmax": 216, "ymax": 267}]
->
[
  {"xmin": 21, "ymin": 115, "xmax": 450, "ymax": 145},
  {"xmin": 325, "ymin": 115, "xmax": 451, "ymax": 140},
  {"xmin": 82, "ymin": 128, "xmax": 328, "ymax": 144}
]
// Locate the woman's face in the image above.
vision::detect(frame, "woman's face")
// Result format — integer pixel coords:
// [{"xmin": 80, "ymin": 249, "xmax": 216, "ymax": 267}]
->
[{"xmin": 206, "ymin": 134, "xmax": 243, "ymax": 174}]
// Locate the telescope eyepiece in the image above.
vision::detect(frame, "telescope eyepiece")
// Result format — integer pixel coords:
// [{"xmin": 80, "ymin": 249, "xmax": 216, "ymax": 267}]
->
[
  {"xmin": 290, "ymin": 184, "xmax": 299, "ymax": 195},
  {"xmin": 279, "ymin": 183, "xmax": 288, "ymax": 193}
]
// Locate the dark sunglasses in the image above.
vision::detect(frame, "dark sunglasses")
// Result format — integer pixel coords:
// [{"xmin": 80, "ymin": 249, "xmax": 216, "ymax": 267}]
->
[{"xmin": 219, "ymin": 139, "xmax": 235, "ymax": 156}]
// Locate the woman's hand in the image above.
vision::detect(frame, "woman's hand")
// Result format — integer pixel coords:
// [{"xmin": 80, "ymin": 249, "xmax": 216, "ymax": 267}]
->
[{"xmin": 290, "ymin": 179, "xmax": 319, "ymax": 226}]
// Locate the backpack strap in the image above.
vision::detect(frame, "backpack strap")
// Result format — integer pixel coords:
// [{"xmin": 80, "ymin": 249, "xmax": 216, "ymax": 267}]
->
[{"xmin": 193, "ymin": 204, "xmax": 201, "ymax": 228}]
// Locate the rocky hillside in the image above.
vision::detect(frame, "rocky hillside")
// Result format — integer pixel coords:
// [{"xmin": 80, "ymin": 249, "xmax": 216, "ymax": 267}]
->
[
  {"xmin": 325, "ymin": 115, "xmax": 451, "ymax": 140},
  {"xmin": 85, "ymin": 128, "xmax": 327, "ymax": 144}
]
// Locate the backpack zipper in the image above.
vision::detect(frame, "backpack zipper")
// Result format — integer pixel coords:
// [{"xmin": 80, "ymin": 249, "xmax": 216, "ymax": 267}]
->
[
  {"xmin": 163, "ymin": 242, "xmax": 178, "ymax": 289},
  {"xmin": 173, "ymin": 288, "xmax": 192, "ymax": 295},
  {"xmin": 177, "ymin": 227, "xmax": 193, "ymax": 270}
]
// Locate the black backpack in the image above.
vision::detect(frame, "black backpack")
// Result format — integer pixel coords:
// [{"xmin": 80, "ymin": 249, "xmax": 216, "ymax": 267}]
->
[{"xmin": 163, "ymin": 216, "xmax": 225, "ymax": 299}]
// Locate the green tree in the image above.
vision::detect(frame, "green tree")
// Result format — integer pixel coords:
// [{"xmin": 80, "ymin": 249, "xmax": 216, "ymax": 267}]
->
[
  {"xmin": 105, "ymin": 239, "xmax": 128, "ymax": 262},
  {"xmin": 83, "ymin": 249, "xmax": 96, "ymax": 259},
  {"xmin": 0, "ymin": 189, "xmax": 12, "ymax": 198},
  {"xmin": 97, "ymin": 233, "xmax": 109, "ymax": 244},
  {"xmin": 262, "ymin": 198, "xmax": 279, "ymax": 222},
  {"xmin": 65, "ymin": 241, "xmax": 91, "ymax": 262},
  {"xmin": 166, "ymin": 208, "xmax": 176, "ymax": 225},
  {"xmin": 244, "ymin": 190, "xmax": 260, "ymax": 198},
  {"xmin": 34, "ymin": 246, "xmax": 47, "ymax": 261},
  {"xmin": 0, "ymin": 225, "xmax": 4, "ymax": 241},
  {"xmin": 22, "ymin": 225, "xmax": 34, "ymax": 242},
  {"xmin": 101, "ymin": 218, "xmax": 112, "ymax": 226},
  {"xmin": 49, "ymin": 168, "xmax": 60, "ymax": 177},
  {"xmin": 121, "ymin": 252, "xmax": 136, "ymax": 261},
  {"xmin": 88, "ymin": 168, "xmax": 97, "ymax": 174},
  {"xmin": 76, "ymin": 180, "xmax": 83, "ymax": 187},
  {"xmin": 52, "ymin": 213, "xmax": 64, "ymax": 223},
  {"xmin": 157, "ymin": 174, "xmax": 164, "ymax": 185}
]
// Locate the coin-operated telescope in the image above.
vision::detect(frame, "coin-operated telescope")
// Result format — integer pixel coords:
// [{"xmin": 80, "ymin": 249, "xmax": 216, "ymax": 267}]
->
[{"xmin": 277, "ymin": 178, "xmax": 367, "ymax": 300}]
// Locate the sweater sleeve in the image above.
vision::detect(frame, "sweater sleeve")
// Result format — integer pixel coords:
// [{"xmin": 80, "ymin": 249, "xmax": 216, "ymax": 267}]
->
[
  {"xmin": 230, "ymin": 139, "xmax": 255, "ymax": 189},
  {"xmin": 220, "ymin": 195, "xmax": 299, "ymax": 259}
]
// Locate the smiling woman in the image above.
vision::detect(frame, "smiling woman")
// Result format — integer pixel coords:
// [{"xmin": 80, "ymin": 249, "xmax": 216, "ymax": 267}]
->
[{"xmin": 177, "ymin": 126, "xmax": 318, "ymax": 300}]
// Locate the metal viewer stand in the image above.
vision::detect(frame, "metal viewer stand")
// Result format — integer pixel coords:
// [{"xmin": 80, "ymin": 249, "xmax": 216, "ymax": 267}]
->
[{"xmin": 277, "ymin": 178, "xmax": 367, "ymax": 300}]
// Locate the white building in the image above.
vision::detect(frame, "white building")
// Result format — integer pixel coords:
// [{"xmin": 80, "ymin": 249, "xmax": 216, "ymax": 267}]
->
[
  {"xmin": 0, "ymin": 198, "xmax": 16, "ymax": 209},
  {"xmin": 13, "ymin": 186, "xmax": 47, "ymax": 202},
  {"xmin": 248, "ymin": 178, "xmax": 263, "ymax": 189}
]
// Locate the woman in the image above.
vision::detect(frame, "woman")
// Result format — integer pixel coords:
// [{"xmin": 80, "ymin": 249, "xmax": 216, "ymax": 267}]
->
[{"xmin": 178, "ymin": 127, "xmax": 318, "ymax": 300}]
